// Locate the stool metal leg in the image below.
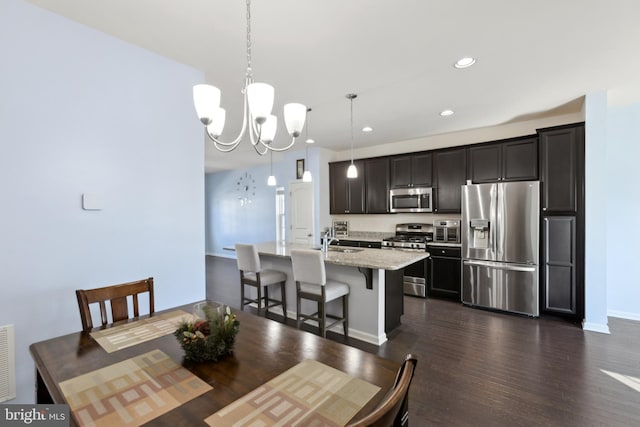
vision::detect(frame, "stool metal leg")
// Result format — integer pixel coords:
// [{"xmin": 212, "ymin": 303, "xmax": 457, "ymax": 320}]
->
[
  {"xmin": 280, "ymin": 282, "xmax": 287, "ymax": 321},
  {"xmin": 343, "ymin": 294, "xmax": 349, "ymax": 337}
]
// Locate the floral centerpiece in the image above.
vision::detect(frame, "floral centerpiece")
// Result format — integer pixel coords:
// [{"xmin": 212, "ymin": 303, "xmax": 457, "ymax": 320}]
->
[{"xmin": 174, "ymin": 304, "xmax": 240, "ymax": 362}]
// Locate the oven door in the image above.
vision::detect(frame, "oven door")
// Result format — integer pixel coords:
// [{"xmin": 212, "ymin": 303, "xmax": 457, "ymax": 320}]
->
[{"xmin": 403, "ymin": 258, "xmax": 427, "ymax": 298}]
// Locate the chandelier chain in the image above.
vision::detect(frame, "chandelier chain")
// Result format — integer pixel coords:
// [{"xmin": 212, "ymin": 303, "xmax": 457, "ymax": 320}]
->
[{"xmin": 246, "ymin": 0, "xmax": 252, "ymax": 74}]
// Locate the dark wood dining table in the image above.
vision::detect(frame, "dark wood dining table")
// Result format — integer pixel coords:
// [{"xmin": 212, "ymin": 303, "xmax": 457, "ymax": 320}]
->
[{"xmin": 30, "ymin": 301, "xmax": 400, "ymax": 426}]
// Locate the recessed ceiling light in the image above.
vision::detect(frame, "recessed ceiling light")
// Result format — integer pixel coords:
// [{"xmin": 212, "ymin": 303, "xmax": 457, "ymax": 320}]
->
[
  {"xmin": 305, "ymin": 138, "xmax": 315, "ymax": 144},
  {"xmin": 362, "ymin": 126, "xmax": 373, "ymax": 133},
  {"xmin": 454, "ymin": 57, "xmax": 476, "ymax": 69},
  {"xmin": 440, "ymin": 109, "xmax": 454, "ymax": 117}
]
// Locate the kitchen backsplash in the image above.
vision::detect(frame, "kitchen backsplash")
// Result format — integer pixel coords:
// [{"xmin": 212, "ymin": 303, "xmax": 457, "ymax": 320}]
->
[{"xmin": 330, "ymin": 213, "xmax": 462, "ymax": 234}]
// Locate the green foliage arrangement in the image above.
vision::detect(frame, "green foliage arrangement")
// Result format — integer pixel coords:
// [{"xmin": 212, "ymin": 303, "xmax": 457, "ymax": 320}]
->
[{"xmin": 174, "ymin": 305, "xmax": 240, "ymax": 362}]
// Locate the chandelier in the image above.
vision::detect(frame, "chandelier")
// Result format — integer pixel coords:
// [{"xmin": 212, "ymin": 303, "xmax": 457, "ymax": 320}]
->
[{"xmin": 192, "ymin": 0, "xmax": 306, "ymax": 155}]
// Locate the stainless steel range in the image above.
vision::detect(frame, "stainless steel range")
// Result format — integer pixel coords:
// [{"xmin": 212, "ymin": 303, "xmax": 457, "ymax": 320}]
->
[{"xmin": 382, "ymin": 223, "xmax": 432, "ymax": 297}]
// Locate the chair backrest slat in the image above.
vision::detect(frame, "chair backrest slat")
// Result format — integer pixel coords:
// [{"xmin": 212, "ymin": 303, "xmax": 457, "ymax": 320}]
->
[
  {"xmin": 346, "ymin": 354, "xmax": 417, "ymax": 427},
  {"xmin": 76, "ymin": 277, "xmax": 155, "ymax": 331}
]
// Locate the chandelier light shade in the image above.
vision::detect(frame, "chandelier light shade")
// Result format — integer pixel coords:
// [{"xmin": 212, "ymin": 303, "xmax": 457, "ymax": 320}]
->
[
  {"xmin": 346, "ymin": 93, "xmax": 358, "ymax": 179},
  {"xmin": 246, "ymin": 83, "xmax": 274, "ymax": 124},
  {"xmin": 192, "ymin": 0, "xmax": 305, "ymax": 155}
]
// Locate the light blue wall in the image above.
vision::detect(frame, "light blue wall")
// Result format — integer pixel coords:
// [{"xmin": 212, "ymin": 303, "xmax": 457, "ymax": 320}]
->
[
  {"xmin": 205, "ymin": 146, "xmax": 332, "ymax": 255},
  {"xmin": 0, "ymin": 0, "xmax": 205, "ymax": 402},
  {"xmin": 205, "ymin": 163, "xmax": 278, "ymax": 256},
  {"xmin": 606, "ymin": 102, "xmax": 640, "ymax": 319}
]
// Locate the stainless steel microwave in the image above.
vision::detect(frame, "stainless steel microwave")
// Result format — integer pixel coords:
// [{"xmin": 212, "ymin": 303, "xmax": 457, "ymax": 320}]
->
[{"xmin": 389, "ymin": 187, "xmax": 433, "ymax": 213}]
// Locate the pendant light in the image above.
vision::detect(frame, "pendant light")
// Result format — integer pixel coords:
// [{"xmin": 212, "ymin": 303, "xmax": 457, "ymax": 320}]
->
[
  {"xmin": 302, "ymin": 108, "xmax": 313, "ymax": 182},
  {"xmin": 267, "ymin": 147, "xmax": 276, "ymax": 186},
  {"xmin": 346, "ymin": 94, "xmax": 358, "ymax": 179}
]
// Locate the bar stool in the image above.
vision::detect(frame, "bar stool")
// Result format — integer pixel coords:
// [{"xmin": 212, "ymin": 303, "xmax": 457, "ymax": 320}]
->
[
  {"xmin": 290, "ymin": 249, "xmax": 349, "ymax": 338},
  {"xmin": 235, "ymin": 243, "xmax": 287, "ymax": 320}
]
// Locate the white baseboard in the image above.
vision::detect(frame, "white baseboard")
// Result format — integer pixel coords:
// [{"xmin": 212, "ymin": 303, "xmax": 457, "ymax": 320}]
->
[
  {"xmin": 582, "ymin": 321, "xmax": 610, "ymax": 334},
  {"xmin": 607, "ymin": 310, "xmax": 640, "ymax": 322}
]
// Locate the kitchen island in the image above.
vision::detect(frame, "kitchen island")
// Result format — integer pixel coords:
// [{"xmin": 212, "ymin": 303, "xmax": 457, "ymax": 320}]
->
[{"xmin": 253, "ymin": 241, "xmax": 429, "ymax": 345}]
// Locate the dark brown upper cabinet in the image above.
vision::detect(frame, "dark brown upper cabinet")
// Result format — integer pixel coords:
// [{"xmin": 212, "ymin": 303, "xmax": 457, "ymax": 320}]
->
[
  {"xmin": 433, "ymin": 147, "xmax": 466, "ymax": 213},
  {"xmin": 468, "ymin": 136, "xmax": 538, "ymax": 183},
  {"xmin": 538, "ymin": 124, "xmax": 584, "ymax": 214},
  {"xmin": 329, "ymin": 160, "xmax": 365, "ymax": 214},
  {"xmin": 365, "ymin": 157, "xmax": 390, "ymax": 213},
  {"xmin": 390, "ymin": 152, "xmax": 432, "ymax": 188}
]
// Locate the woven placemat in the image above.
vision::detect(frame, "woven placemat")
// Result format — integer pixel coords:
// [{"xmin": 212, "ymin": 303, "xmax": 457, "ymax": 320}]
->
[
  {"xmin": 59, "ymin": 349, "xmax": 211, "ymax": 426},
  {"xmin": 205, "ymin": 359, "xmax": 381, "ymax": 426}
]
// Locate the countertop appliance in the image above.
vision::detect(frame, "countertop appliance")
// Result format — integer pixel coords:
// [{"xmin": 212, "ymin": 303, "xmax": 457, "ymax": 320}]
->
[
  {"xmin": 332, "ymin": 220, "xmax": 349, "ymax": 238},
  {"xmin": 389, "ymin": 187, "xmax": 433, "ymax": 213},
  {"xmin": 433, "ymin": 219, "xmax": 460, "ymax": 243},
  {"xmin": 382, "ymin": 223, "xmax": 432, "ymax": 297},
  {"xmin": 461, "ymin": 181, "xmax": 540, "ymax": 316}
]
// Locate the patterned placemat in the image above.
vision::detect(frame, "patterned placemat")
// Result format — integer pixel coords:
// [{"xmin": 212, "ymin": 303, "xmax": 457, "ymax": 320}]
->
[
  {"xmin": 205, "ymin": 359, "xmax": 381, "ymax": 426},
  {"xmin": 91, "ymin": 310, "xmax": 193, "ymax": 353},
  {"xmin": 59, "ymin": 349, "xmax": 211, "ymax": 426}
]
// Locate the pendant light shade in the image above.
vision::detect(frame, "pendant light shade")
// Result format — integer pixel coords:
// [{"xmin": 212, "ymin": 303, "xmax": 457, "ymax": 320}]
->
[
  {"xmin": 267, "ymin": 148, "xmax": 276, "ymax": 186},
  {"xmin": 302, "ymin": 108, "xmax": 313, "ymax": 182},
  {"xmin": 346, "ymin": 93, "xmax": 358, "ymax": 179},
  {"xmin": 346, "ymin": 163, "xmax": 358, "ymax": 178}
]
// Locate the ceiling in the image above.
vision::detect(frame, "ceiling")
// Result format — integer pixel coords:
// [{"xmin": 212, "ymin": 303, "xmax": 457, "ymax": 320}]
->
[{"xmin": 26, "ymin": 0, "xmax": 640, "ymax": 172}]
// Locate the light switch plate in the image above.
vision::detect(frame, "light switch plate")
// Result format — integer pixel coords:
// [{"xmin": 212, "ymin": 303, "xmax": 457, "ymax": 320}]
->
[{"xmin": 82, "ymin": 193, "xmax": 103, "ymax": 210}]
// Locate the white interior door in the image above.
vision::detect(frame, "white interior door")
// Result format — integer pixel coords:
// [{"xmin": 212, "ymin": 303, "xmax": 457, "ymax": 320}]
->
[{"xmin": 289, "ymin": 181, "xmax": 315, "ymax": 245}]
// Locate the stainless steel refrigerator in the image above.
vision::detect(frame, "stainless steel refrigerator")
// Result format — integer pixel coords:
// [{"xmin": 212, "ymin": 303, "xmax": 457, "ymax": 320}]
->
[{"xmin": 461, "ymin": 181, "xmax": 539, "ymax": 316}]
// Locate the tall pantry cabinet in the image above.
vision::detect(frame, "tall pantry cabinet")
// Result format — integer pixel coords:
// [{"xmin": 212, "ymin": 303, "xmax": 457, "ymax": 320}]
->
[{"xmin": 538, "ymin": 123, "xmax": 585, "ymax": 320}]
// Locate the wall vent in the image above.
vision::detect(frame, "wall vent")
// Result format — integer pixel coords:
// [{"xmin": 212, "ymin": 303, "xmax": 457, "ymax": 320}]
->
[{"xmin": 0, "ymin": 324, "xmax": 16, "ymax": 402}]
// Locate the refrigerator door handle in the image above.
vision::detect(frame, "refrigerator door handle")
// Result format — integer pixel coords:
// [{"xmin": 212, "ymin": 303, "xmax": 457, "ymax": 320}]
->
[{"xmin": 463, "ymin": 259, "xmax": 537, "ymax": 272}]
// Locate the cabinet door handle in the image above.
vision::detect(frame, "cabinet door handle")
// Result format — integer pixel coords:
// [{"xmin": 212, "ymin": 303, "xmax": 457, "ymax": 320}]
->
[{"xmin": 542, "ymin": 207, "xmax": 547, "ymax": 211}]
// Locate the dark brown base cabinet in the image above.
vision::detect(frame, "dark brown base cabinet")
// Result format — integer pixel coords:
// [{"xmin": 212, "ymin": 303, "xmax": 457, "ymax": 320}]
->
[
  {"xmin": 542, "ymin": 217, "xmax": 577, "ymax": 315},
  {"xmin": 538, "ymin": 123, "xmax": 585, "ymax": 320},
  {"xmin": 428, "ymin": 246, "xmax": 461, "ymax": 301}
]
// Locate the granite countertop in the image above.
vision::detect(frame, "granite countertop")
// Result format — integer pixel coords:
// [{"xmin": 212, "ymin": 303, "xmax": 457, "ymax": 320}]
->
[{"xmin": 254, "ymin": 241, "xmax": 428, "ymax": 271}]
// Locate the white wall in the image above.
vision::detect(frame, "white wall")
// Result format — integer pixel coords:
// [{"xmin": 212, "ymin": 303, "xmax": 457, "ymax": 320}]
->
[
  {"xmin": 605, "ymin": 101, "xmax": 640, "ymax": 320},
  {"xmin": 584, "ymin": 93, "xmax": 609, "ymax": 332},
  {"xmin": 0, "ymin": 0, "xmax": 205, "ymax": 402}
]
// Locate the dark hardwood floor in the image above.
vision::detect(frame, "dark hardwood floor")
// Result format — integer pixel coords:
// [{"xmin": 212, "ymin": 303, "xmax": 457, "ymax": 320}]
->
[{"xmin": 207, "ymin": 257, "xmax": 640, "ymax": 426}]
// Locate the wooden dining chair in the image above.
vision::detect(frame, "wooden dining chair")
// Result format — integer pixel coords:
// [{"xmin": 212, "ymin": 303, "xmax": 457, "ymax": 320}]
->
[
  {"xmin": 347, "ymin": 354, "xmax": 418, "ymax": 427},
  {"xmin": 75, "ymin": 277, "xmax": 155, "ymax": 331}
]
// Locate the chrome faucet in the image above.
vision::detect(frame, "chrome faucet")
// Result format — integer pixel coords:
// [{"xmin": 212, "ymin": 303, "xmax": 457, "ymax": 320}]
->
[{"xmin": 322, "ymin": 227, "xmax": 338, "ymax": 252}]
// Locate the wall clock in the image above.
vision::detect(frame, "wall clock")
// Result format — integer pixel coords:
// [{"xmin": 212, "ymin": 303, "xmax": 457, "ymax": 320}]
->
[{"xmin": 236, "ymin": 172, "xmax": 256, "ymax": 206}]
